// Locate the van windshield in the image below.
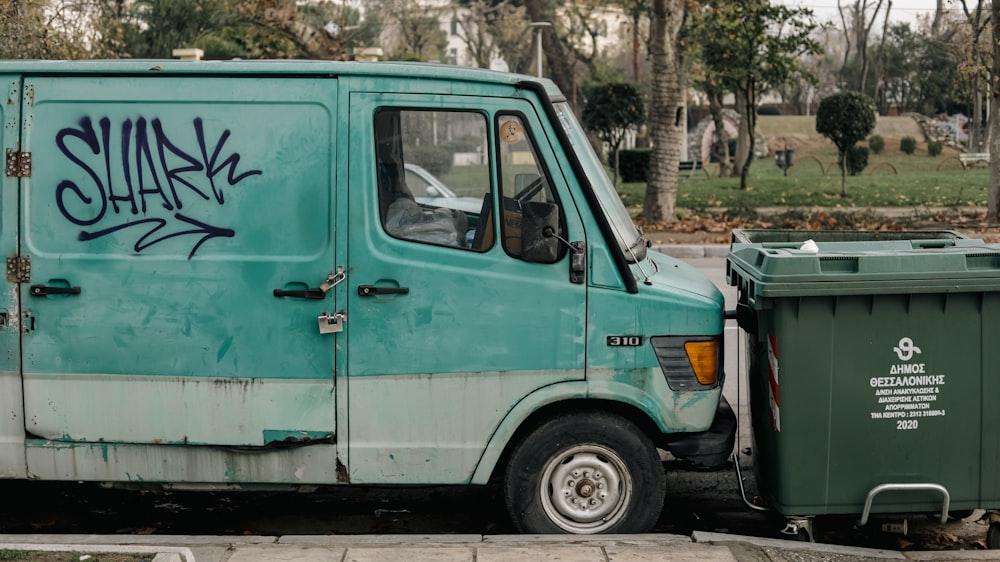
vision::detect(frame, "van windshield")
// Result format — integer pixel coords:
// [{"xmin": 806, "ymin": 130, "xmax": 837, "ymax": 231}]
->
[{"xmin": 553, "ymin": 102, "xmax": 646, "ymax": 263}]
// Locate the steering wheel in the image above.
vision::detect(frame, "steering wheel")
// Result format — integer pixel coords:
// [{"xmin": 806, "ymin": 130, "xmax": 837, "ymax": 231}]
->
[{"xmin": 512, "ymin": 176, "xmax": 547, "ymax": 203}]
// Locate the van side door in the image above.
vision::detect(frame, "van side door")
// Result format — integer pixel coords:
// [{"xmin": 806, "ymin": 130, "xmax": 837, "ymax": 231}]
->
[
  {"xmin": 345, "ymin": 92, "xmax": 587, "ymax": 483},
  {"xmin": 19, "ymin": 76, "xmax": 339, "ymax": 453}
]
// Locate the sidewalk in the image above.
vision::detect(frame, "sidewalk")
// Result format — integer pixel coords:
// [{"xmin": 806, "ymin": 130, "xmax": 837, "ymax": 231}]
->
[
  {"xmin": 2, "ymin": 532, "xmax": 999, "ymax": 562},
  {"xmin": 652, "ymin": 242, "xmax": 729, "ymax": 258}
]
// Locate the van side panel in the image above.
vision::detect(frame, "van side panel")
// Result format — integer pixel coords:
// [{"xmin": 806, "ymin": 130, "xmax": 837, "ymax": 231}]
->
[
  {"xmin": 20, "ymin": 76, "xmax": 339, "ymax": 459},
  {"xmin": 0, "ymin": 76, "xmax": 26, "ymax": 478}
]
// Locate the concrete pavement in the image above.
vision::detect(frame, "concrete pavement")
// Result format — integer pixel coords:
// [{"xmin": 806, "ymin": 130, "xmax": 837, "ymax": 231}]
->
[{"xmin": 4, "ymin": 532, "xmax": 1000, "ymax": 562}]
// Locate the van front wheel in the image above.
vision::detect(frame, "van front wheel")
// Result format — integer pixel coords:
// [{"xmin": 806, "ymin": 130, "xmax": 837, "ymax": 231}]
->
[{"xmin": 503, "ymin": 411, "xmax": 665, "ymax": 534}]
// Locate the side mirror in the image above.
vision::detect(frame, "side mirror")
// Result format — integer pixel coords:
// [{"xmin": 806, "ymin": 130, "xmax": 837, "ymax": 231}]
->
[
  {"xmin": 520, "ymin": 202, "xmax": 586, "ymax": 284},
  {"xmin": 520, "ymin": 201, "xmax": 561, "ymax": 264}
]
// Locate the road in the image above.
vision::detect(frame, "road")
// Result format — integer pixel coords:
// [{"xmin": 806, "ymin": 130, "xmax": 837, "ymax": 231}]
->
[{"xmin": 0, "ymin": 256, "xmax": 991, "ymax": 552}]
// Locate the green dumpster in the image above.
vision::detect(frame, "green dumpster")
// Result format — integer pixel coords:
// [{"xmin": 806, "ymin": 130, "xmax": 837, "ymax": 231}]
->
[{"xmin": 727, "ymin": 229, "xmax": 1000, "ymax": 526}]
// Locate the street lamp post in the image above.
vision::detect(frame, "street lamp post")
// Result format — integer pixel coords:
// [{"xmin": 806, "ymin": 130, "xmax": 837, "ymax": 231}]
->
[{"xmin": 528, "ymin": 22, "xmax": 552, "ymax": 78}]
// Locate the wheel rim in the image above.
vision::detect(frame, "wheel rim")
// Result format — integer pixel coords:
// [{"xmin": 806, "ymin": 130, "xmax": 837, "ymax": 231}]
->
[{"xmin": 539, "ymin": 444, "xmax": 633, "ymax": 533}]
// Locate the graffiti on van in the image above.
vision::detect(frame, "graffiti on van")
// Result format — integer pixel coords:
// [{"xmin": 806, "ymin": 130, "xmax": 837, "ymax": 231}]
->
[{"xmin": 54, "ymin": 116, "xmax": 262, "ymax": 259}]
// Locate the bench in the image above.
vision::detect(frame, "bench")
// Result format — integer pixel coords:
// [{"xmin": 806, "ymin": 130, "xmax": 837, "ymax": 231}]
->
[
  {"xmin": 679, "ymin": 160, "xmax": 703, "ymax": 178},
  {"xmin": 959, "ymin": 152, "xmax": 990, "ymax": 168}
]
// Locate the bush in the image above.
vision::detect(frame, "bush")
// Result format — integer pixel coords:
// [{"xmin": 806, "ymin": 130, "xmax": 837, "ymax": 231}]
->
[
  {"xmin": 757, "ymin": 104, "xmax": 782, "ymax": 115},
  {"xmin": 900, "ymin": 136, "xmax": 917, "ymax": 155},
  {"xmin": 406, "ymin": 145, "xmax": 453, "ymax": 176},
  {"xmin": 619, "ymin": 149, "xmax": 650, "ymax": 182},
  {"xmin": 927, "ymin": 140, "xmax": 943, "ymax": 157},
  {"xmin": 838, "ymin": 145, "xmax": 870, "ymax": 176},
  {"xmin": 869, "ymin": 134, "xmax": 885, "ymax": 154}
]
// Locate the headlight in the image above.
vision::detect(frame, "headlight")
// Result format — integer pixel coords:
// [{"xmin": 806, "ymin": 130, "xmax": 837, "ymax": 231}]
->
[{"xmin": 650, "ymin": 335, "xmax": 723, "ymax": 390}]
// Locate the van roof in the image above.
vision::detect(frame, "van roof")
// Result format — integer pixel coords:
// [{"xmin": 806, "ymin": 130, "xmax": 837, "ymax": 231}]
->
[{"xmin": 0, "ymin": 59, "xmax": 565, "ymax": 99}]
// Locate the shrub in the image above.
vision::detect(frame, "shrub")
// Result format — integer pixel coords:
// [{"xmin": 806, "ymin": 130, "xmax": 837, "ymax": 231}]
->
[
  {"xmin": 927, "ymin": 140, "xmax": 943, "ymax": 157},
  {"xmin": 869, "ymin": 134, "xmax": 885, "ymax": 154},
  {"xmin": 838, "ymin": 145, "xmax": 870, "ymax": 176},
  {"xmin": 900, "ymin": 136, "xmax": 917, "ymax": 155},
  {"xmin": 619, "ymin": 149, "xmax": 650, "ymax": 182},
  {"xmin": 406, "ymin": 145, "xmax": 453, "ymax": 177},
  {"xmin": 757, "ymin": 104, "xmax": 782, "ymax": 115}
]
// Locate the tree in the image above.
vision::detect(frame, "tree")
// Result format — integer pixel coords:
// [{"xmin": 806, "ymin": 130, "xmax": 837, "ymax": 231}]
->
[
  {"xmin": 452, "ymin": 1, "xmax": 534, "ymax": 71},
  {"xmin": 618, "ymin": 0, "xmax": 650, "ymax": 83},
  {"xmin": 836, "ymin": 0, "xmax": 888, "ymax": 93},
  {"xmin": 988, "ymin": 0, "xmax": 1000, "ymax": 222},
  {"xmin": 582, "ymin": 83, "xmax": 645, "ymax": 186},
  {"xmin": 0, "ymin": 0, "xmax": 98, "ymax": 59},
  {"xmin": 375, "ymin": 0, "xmax": 447, "ymax": 61},
  {"xmin": 698, "ymin": 1, "xmax": 821, "ymax": 190},
  {"xmin": 523, "ymin": 0, "xmax": 575, "ymax": 102},
  {"xmin": 643, "ymin": 0, "xmax": 684, "ymax": 224},
  {"xmin": 877, "ymin": 22, "xmax": 959, "ymax": 114},
  {"xmin": 954, "ymin": 0, "xmax": 991, "ymax": 152},
  {"xmin": 815, "ymin": 91, "xmax": 876, "ymax": 198}
]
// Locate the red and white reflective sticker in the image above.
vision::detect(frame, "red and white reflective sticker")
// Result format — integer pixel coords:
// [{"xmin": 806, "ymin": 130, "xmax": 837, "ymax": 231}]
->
[{"xmin": 767, "ymin": 334, "xmax": 781, "ymax": 432}]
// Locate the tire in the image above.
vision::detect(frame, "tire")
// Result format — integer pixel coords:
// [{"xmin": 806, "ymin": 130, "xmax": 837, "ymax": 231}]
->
[
  {"xmin": 503, "ymin": 410, "xmax": 665, "ymax": 534},
  {"xmin": 988, "ymin": 522, "xmax": 1000, "ymax": 549}
]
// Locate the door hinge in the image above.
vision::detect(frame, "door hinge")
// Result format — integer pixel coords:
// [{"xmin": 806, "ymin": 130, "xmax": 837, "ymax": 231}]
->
[
  {"xmin": 5, "ymin": 150, "xmax": 30, "ymax": 178},
  {"xmin": 6, "ymin": 256, "xmax": 30, "ymax": 283}
]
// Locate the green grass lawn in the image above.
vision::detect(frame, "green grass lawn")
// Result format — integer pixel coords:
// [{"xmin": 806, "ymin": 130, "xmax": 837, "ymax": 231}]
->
[{"xmin": 616, "ymin": 147, "xmax": 990, "ymax": 212}]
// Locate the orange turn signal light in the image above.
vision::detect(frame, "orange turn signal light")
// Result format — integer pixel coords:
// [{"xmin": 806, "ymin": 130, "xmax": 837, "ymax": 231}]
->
[{"xmin": 684, "ymin": 340, "xmax": 719, "ymax": 385}]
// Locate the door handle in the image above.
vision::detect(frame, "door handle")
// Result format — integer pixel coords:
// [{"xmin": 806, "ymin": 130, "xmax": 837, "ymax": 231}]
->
[
  {"xmin": 358, "ymin": 285, "xmax": 409, "ymax": 297},
  {"xmin": 273, "ymin": 268, "xmax": 345, "ymax": 300},
  {"xmin": 29, "ymin": 284, "xmax": 81, "ymax": 297},
  {"xmin": 273, "ymin": 288, "xmax": 326, "ymax": 300}
]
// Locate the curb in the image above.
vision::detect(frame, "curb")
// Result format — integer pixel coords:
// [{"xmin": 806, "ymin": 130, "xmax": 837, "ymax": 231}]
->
[{"xmin": 0, "ymin": 542, "xmax": 197, "ymax": 562}]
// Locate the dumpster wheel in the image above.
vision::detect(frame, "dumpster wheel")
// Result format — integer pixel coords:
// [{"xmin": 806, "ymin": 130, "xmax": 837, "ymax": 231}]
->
[
  {"xmin": 988, "ymin": 521, "xmax": 1000, "ymax": 549},
  {"xmin": 781, "ymin": 517, "xmax": 814, "ymax": 542}
]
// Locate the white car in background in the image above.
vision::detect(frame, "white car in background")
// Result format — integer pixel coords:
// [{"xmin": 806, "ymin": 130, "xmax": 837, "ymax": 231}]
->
[{"xmin": 406, "ymin": 163, "xmax": 482, "ymax": 214}]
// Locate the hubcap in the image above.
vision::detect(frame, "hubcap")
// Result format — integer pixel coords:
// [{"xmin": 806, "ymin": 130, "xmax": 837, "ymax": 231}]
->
[{"xmin": 539, "ymin": 444, "xmax": 633, "ymax": 533}]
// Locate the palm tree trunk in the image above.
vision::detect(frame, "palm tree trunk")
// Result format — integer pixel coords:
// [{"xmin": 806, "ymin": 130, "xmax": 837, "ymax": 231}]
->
[{"xmin": 643, "ymin": 0, "xmax": 685, "ymax": 224}]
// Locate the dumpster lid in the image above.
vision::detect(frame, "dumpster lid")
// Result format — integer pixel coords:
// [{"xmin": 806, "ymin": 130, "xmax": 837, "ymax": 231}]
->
[
  {"xmin": 727, "ymin": 235, "xmax": 1000, "ymax": 298},
  {"xmin": 730, "ymin": 228, "xmax": 967, "ymax": 246}
]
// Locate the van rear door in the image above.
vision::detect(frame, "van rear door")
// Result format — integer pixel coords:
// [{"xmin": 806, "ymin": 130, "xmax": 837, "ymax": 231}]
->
[
  {"xmin": 19, "ymin": 75, "xmax": 339, "ymax": 449},
  {"xmin": 0, "ymin": 76, "xmax": 25, "ymax": 477}
]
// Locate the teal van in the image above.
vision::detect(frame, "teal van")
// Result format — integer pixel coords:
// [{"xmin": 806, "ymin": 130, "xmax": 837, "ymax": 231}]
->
[{"xmin": 0, "ymin": 60, "xmax": 733, "ymax": 534}]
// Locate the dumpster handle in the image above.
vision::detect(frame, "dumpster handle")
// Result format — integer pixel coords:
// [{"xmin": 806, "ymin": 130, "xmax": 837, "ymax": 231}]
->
[
  {"xmin": 912, "ymin": 239, "xmax": 956, "ymax": 249},
  {"xmin": 858, "ymin": 483, "xmax": 950, "ymax": 526}
]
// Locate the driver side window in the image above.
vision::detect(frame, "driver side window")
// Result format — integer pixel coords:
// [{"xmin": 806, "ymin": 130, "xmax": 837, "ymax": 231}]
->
[
  {"xmin": 375, "ymin": 109, "xmax": 491, "ymax": 250},
  {"xmin": 495, "ymin": 114, "xmax": 565, "ymax": 263}
]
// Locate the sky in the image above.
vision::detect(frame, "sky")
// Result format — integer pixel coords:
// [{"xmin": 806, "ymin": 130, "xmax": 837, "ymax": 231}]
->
[{"xmin": 777, "ymin": 0, "xmax": 944, "ymax": 27}]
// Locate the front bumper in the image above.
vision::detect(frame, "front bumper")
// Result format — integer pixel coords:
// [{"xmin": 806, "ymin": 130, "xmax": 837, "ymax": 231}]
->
[{"xmin": 663, "ymin": 396, "xmax": 736, "ymax": 468}]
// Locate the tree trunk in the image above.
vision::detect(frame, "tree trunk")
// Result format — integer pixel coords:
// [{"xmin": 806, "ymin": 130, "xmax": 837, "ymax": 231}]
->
[
  {"xmin": 708, "ymin": 91, "xmax": 730, "ymax": 178},
  {"xmin": 643, "ymin": 0, "xmax": 684, "ymax": 224},
  {"xmin": 987, "ymin": 1, "xmax": 1000, "ymax": 222},
  {"xmin": 738, "ymin": 80, "xmax": 758, "ymax": 191},
  {"xmin": 632, "ymin": 11, "xmax": 641, "ymax": 82},
  {"xmin": 840, "ymin": 148, "xmax": 848, "ymax": 197},
  {"xmin": 523, "ymin": 0, "xmax": 574, "ymax": 99},
  {"xmin": 733, "ymin": 89, "xmax": 751, "ymax": 178}
]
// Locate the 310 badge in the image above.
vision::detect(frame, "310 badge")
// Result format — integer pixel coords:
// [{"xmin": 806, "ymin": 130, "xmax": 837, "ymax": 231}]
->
[{"xmin": 607, "ymin": 336, "xmax": 643, "ymax": 347}]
